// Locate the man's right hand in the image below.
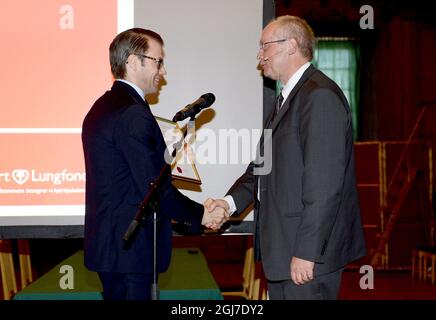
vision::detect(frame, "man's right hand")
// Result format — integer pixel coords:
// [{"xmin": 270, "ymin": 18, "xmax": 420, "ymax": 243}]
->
[
  {"xmin": 201, "ymin": 198, "xmax": 231, "ymax": 230},
  {"xmin": 204, "ymin": 198, "xmax": 230, "ymax": 214}
]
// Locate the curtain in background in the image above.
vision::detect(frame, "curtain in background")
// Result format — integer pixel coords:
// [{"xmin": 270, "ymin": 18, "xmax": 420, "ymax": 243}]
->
[{"xmin": 313, "ymin": 40, "xmax": 360, "ymax": 140}]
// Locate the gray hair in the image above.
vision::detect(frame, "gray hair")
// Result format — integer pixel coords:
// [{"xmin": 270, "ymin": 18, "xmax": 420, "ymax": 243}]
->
[{"xmin": 272, "ymin": 15, "xmax": 316, "ymax": 60}]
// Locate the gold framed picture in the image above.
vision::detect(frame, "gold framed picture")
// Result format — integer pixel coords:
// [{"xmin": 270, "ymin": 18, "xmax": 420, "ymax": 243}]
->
[{"xmin": 155, "ymin": 116, "xmax": 201, "ymax": 185}]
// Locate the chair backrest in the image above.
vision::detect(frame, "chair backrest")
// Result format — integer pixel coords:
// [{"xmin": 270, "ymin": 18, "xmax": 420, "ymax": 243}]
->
[
  {"xmin": 261, "ymin": 287, "xmax": 268, "ymax": 300},
  {"xmin": 249, "ymin": 278, "xmax": 261, "ymax": 300},
  {"xmin": 241, "ymin": 247, "xmax": 254, "ymax": 293},
  {"xmin": 18, "ymin": 240, "xmax": 33, "ymax": 288},
  {"xmin": 221, "ymin": 247, "xmax": 255, "ymax": 299},
  {"xmin": 0, "ymin": 240, "xmax": 18, "ymax": 300}
]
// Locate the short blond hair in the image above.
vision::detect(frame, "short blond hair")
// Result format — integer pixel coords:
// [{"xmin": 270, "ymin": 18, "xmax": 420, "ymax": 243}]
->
[{"xmin": 272, "ymin": 15, "xmax": 316, "ymax": 60}]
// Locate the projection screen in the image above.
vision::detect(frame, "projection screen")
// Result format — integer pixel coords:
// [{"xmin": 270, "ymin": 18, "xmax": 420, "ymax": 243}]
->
[{"xmin": 0, "ymin": 0, "xmax": 269, "ymax": 236}]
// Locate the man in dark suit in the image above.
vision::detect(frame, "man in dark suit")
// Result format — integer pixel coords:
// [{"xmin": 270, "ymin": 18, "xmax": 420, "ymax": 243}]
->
[
  {"xmin": 82, "ymin": 28, "xmax": 228, "ymax": 300},
  {"xmin": 206, "ymin": 16, "xmax": 366, "ymax": 299}
]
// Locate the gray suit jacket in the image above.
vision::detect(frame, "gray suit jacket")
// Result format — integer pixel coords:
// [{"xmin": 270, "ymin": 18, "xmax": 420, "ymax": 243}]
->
[{"xmin": 228, "ymin": 65, "xmax": 366, "ymax": 281}]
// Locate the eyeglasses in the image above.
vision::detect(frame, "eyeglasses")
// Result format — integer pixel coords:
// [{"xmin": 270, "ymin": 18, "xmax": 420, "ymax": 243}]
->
[
  {"xmin": 134, "ymin": 53, "xmax": 164, "ymax": 69},
  {"xmin": 259, "ymin": 38, "xmax": 288, "ymax": 50}
]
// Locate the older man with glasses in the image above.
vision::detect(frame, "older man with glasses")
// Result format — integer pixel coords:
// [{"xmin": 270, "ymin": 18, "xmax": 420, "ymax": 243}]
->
[{"xmin": 206, "ymin": 16, "xmax": 366, "ymax": 300}]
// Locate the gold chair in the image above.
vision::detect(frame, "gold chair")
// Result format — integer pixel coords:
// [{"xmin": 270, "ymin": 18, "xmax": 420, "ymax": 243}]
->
[
  {"xmin": 222, "ymin": 247, "xmax": 254, "ymax": 299},
  {"xmin": 17, "ymin": 240, "xmax": 33, "ymax": 288},
  {"xmin": 249, "ymin": 278, "xmax": 261, "ymax": 300},
  {"xmin": 422, "ymin": 251, "xmax": 436, "ymax": 285},
  {"xmin": 0, "ymin": 240, "xmax": 18, "ymax": 300},
  {"xmin": 412, "ymin": 248, "xmax": 436, "ymax": 285},
  {"xmin": 261, "ymin": 287, "xmax": 268, "ymax": 300}
]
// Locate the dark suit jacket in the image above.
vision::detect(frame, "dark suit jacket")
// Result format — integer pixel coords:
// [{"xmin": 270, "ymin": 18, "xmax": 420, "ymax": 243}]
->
[
  {"xmin": 228, "ymin": 65, "xmax": 366, "ymax": 281},
  {"xmin": 82, "ymin": 81, "xmax": 204, "ymax": 274}
]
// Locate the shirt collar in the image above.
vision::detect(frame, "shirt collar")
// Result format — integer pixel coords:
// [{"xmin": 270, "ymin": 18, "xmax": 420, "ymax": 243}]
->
[
  {"xmin": 280, "ymin": 62, "xmax": 311, "ymax": 106},
  {"xmin": 116, "ymin": 79, "xmax": 145, "ymax": 100}
]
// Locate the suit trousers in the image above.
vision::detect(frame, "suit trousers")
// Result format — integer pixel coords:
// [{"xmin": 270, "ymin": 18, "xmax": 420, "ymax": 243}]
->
[
  {"xmin": 267, "ymin": 267, "xmax": 345, "ymax": 300},
  {"xmin": 98, "ymin": 272, "xmax": 153, "ymax": 300}
]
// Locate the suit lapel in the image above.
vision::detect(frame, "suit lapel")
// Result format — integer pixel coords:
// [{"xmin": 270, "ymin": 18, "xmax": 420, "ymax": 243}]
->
[
  {"xmin": 263, "ymin": 103, "xmax": 277, "ymax": 129},
  {"xmin": 269, "ymin": 64, "xmax": 317, "ymax": 133},
  {"xmin": 256, "ymin": 65, "xmax": 318, "ymax": 167}
]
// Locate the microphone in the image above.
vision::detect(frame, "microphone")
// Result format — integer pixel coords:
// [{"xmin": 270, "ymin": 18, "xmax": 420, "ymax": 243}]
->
[
  {"xmin": 172, "ymin": 93, "xmax": 216, "ymax": 122},
  {"xmin": 263, "ymin": 49, "xmax": 284, "ymax": 62}
]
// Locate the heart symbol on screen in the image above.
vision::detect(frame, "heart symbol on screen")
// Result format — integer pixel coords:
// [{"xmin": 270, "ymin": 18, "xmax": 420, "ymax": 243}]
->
[{"xmin": 12, "ymin": 169, "xmax": 30, "ymax": 185}]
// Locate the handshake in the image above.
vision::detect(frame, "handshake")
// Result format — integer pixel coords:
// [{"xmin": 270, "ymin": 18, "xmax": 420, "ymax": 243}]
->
[{"xmin": 201, "ymin": 198, "xmax": 231, "ymax": 231}]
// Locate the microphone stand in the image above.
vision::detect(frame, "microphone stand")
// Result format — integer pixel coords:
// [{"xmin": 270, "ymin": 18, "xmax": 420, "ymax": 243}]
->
[{"xmin": 123, "ymin": 116, "xmax": 195, "ymax": 300}]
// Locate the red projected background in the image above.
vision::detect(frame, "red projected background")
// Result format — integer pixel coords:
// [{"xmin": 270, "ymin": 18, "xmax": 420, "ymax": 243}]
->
[{"xmin": 0, "ymin": 0, "xmax": 117, "ymax": 221}]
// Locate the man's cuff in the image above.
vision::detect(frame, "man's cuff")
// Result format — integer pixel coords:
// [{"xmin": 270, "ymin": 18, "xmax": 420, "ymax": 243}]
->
[{"xmin": 223, "ymin": 195, "xmax": 237, "ymax": 215}]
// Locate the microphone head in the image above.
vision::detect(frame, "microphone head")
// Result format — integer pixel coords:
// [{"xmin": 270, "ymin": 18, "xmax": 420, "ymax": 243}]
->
[
  {"xmin": 200, "ymin": 93, "xmax": 216, "ymax": 105},
  {"xmin": 172, "ymin": 93, "xmax": 216, "ymax": 122},
  {"xmin": 198, "ymin": 93, "xmax": 215, "ymax": 110}
]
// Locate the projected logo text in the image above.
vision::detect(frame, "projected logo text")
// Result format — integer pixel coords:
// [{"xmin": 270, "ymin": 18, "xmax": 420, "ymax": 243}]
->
[
  {"xmin": 12, "ymin": 169, "xmax": 29, "ymax": 185},
  {"xmin": 0, "ymin": 169, "xmax": 86, "ymax": 185}
]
